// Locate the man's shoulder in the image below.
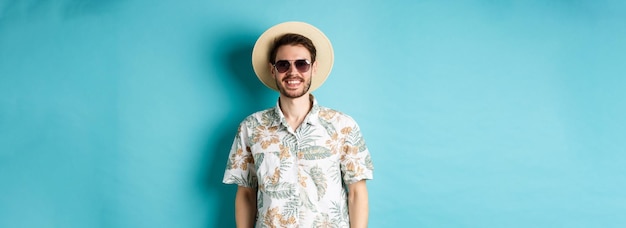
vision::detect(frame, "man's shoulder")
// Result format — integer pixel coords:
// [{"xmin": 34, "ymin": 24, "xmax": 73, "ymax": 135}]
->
[
  {"xmin": 240, "ymin": 107, "xmax": 278, "ymax": 123},
  {"xmin": 316, "ymin": 105, "xmax": 358, "ymax": 125}
]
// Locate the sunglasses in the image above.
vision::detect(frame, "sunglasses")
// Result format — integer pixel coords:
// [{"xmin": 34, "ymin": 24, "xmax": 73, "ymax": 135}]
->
[{"xmin": 273, "ymin": 59, "xmax": 311, "ymax": 73}]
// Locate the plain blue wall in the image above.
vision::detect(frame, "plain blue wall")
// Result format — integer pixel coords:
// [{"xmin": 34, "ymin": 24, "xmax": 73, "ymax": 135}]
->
[{"xmin": 1, "ymin": 0, "xmax": 625, "ymax": 227}]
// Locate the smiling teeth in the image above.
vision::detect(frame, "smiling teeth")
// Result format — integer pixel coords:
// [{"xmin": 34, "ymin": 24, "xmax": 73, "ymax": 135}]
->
[{"xmin": 287, "ymin": 81, "xmax": 299, "ymax": 84}]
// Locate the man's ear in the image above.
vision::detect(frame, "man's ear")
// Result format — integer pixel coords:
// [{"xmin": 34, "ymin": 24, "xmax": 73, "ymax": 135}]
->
[
  {"xmin": 269, "ymin": 63, "xmax": 276, "ymax": 78},
  {"xmin": 312, "ymin": 61, "xmax": 318, "ymax": 75}
]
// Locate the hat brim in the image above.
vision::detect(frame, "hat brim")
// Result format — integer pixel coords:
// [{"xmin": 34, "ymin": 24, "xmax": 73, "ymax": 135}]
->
[{"xmin": 252, "ymin": 21, "xmax": 334, "ymax": 92}]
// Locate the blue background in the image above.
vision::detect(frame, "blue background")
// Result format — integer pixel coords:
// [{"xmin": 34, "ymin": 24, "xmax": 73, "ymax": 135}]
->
[{"xmin": 1, "ymin": 0, "xmax": 625, "ymax": 227}]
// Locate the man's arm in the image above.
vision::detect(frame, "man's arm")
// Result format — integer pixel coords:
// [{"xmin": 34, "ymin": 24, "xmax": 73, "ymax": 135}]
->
[
  {"xmin": 235, "ymin": 186, "xmax": 257, "ymax": 228},
  {"xmin": 348, "ymin": 180, "xmax": 369, "ymax": 228}
]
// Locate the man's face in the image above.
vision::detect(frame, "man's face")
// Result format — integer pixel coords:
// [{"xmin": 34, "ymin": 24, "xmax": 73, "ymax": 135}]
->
[{"xmin": 270, "ymin": 44, "xmax": 317, "ymax": 99}]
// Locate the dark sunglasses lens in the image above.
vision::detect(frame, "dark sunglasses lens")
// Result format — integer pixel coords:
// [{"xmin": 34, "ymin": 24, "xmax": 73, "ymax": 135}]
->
[
  {"xmin": 274, "ymin": 61, "xmax": 290, "ymax": 73},
  {"xmin": 295, "ymin": 60, "xmax": 310, "ymax": 72}
]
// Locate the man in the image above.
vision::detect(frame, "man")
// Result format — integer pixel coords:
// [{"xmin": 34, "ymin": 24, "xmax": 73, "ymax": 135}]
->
[{"xmin": 223, "ymin": 21, "xmax": 374, "ymax": 228}]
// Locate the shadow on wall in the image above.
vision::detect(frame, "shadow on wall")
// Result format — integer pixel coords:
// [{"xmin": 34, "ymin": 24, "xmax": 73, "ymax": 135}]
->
[{"xmin": 201, "ymin": 29, "xmax": 271, "ymax": 227}]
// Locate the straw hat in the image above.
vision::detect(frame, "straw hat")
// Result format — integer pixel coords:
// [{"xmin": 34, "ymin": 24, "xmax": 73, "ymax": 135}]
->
[{"xmin": 251, "ymin": 21, "xmax": 334, "ymax": 92}]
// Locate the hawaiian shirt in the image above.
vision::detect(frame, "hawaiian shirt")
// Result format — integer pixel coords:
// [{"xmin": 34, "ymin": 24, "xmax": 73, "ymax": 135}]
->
[{"xmin": 223, "ymin": 96, "xmax": 374, "ymax": 228}]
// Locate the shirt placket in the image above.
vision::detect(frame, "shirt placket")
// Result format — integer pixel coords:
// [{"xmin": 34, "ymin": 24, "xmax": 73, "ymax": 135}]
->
[{"xmin": 286, "ymin": 125, "xmax": 303, "ymax": 227}]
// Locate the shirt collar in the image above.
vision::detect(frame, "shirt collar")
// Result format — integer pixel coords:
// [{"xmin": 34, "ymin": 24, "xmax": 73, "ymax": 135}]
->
[{"xmin": 273, "ymin": 94, "xmax": 321, "ymax": 128}]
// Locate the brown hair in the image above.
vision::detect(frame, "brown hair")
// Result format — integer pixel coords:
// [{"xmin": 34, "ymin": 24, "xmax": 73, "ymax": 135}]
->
[{"xmin": 268, "ymin": 33, "xmax": 316, "ymax": 64}]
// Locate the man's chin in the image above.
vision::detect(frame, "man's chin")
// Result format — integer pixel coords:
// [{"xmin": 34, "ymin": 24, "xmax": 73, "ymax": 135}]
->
[
  {"xmin": 279, "ymin": 88, "xmax": 308, "ymax": 99},
  {"xmin": 281, "ymin": 92, "xmax": 307, "ymax": 99}
]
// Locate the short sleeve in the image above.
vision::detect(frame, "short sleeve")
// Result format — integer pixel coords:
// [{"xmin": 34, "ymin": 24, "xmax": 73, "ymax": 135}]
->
[
  {"xmin": 222, "ymin": 121, "xmax": 258, "ymax": 188},
  {"xmin": 339, "ymin": 120, "xmax": 374, "ymax": 185}
]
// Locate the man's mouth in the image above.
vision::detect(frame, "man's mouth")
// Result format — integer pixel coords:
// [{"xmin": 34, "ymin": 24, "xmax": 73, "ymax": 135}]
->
[{"xmin": 284, "ymin": 78, "xmax": 303, "ymax": 88}]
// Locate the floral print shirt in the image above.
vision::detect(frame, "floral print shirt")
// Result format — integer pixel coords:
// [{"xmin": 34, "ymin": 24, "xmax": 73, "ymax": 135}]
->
[{"xmin": 223, "ymin": 97, "xmax": 374, "ymax": 228}]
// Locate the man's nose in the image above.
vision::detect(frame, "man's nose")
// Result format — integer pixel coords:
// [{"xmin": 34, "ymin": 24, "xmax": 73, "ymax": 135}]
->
[{"xmin": 287, "ymin": 62, "xmax": 299, "ymax": 73}]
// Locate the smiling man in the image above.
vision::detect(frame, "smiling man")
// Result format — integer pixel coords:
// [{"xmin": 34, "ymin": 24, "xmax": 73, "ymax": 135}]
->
[{"xmin": 223, "ymin": 22, "xmax": 374, "ymax": 228}]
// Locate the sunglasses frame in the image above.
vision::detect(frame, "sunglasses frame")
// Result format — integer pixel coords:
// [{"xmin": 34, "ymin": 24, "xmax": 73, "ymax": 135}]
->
[{"xmin": 272, "ymin": 59, "xmax": 312, "ymax": 73}]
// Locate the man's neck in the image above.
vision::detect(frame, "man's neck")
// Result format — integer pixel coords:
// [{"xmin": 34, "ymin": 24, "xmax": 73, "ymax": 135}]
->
[{"xmin": 279, "ymin": 94, "xmax": 313, "ymax": 130}]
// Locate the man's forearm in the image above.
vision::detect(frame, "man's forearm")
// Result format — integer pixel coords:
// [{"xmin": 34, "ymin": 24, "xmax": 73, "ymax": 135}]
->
[
  {"xmin": 235, "ymin": 186, "xmax": 257, "ymax": 228},
  {"xmin": 348, "ymin": 180, "xmax": 369, "ymax": 228}
]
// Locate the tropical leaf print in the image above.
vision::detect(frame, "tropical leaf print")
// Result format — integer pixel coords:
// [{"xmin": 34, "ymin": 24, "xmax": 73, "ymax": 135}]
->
[
  {"xmin": 253, "ymin": 152, "xmax": 265, "ymax": 171},
  {"xmin": 258, "ymin": 191, "xmax": 264, "ymax": 209},
  {"xmin": 269, "ymin": 145, "xmax": 294, "ymax": 174},
  {"xmin": 228, "ymin": 147, "xmax": 253, "ymax": 170},
  {"xmin": 281, "ymin": 134, "xmax": 298, "ymax": 151},
  {"xmin": 344, "ymin": 126, "xmax": 368, "ymax": 152},
  {"xmin": 308, "ymin": 165, "xmax": 327, "ymax": 201},
  {"xmin": 318, "ymin": 118, "xmax": 337, "ymax": 137},
  {"xmin": 245, "ymin": 115, "xmax": 262, "ymax": 134},
  {"xmin": 365, "ymin": 155, "xmax": 374, "ymax": 171},
  {"xmin": 299, "ymin": 146, "xmax": 332, "ymax": 160},
  {"xmin": 312, "ymin": 213, "xmax": 336, "ymax": 228},
  {"xmin": 224, "ymin": 175, "xmax": 246, "ymax": 186},
  {"xmin": 298, "ymin": 172, "xmax": 308, "ymax": 188},
  {"xmin": 247, "ymin": 173, "xmax": 258, "ymax": 189},
  {"xmin": 325, "ymin": 132, "xmax": 344, "ymax": 155},
  {"xmin": 278, "ymin": 144, "xmax": 291, "ymax": 160},
  {"xmin": 340, "ymin": 143, "xmax": 367, "ymax": 183},
  {"xmin": 268, "ymin": 167, "xmax": 282, "ymax": 185},
  {"xmin": 261, "ymin": 110, "xmax": 279, "ymax": 126},
  {"xmin": 342, "ymin": 126, "xmax": 358, "ymax": 145},
  {"xmin": 224, "ymin": 100, "xmax": 373, "ymax": 227},
  {"xmin": 318, "ymin": 108, "xmax": 337, "ymax": 121},
  {"xmin": 263, "ymin": 182, "xmax": 295, "ymax": 199},
  {"xmin": 263, "ymin": 207, "xmax": 296, "ymax": 228},
  {"xmin": 225, "ymin": 155, "xmax": 234, "ymax": 170},
  {"xmin": 282, "ymin": 196, "xmax": 300, "ymax": 219},
  {"xmin": 344, "ymin": 159, "xmax": 365, "ymax": 180},
  {"xmin": 328, "ymin": 160, "xmax": 342, "ymax": 183},
  {"xmin": 299, "ymin": 187, "xmax": 317, "ymax": 211},
  {"xmin": 330, "ymin": 201, "xmax": 349, "ymax": 226},
  {"xmin": 340, "ymin": 126, "xmax": 352, "ymax": 135},
  {"xmin": 297, "ymin": 123, "xmax": 318, "ymax": 143},
  {"xmin": 253, "ymin": 125, "xmax": 280, "ymax": 149}
]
